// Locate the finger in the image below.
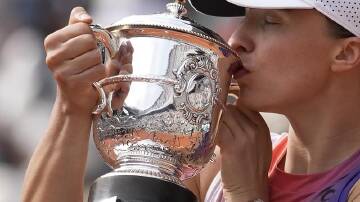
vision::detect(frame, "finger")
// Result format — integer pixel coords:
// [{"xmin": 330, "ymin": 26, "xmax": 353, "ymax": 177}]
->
[
  {"xmin": 69, "ymin": 7, "xmax": 92, "ymax": 25},
  {"xmin": 72, "ymin": 64, "xmax": 106, "ymax": 84},
  {"xmin": 234, "ymin": 101, "xmax": 271, "ymax": 146},
  {"xmin": 106, "ymin": 78, "xmax": 131, "ymax": 111},
  {"xmin": 68, "ymin": 48, "xmax": 102, "ymax": 75},
  {"xmin": 105, "ymin": 59, "xmax": 120, "ymax": 77},
  {"xmin": 105, "ymin": 81, "xmax": 130, "ymax": 94},
  {"xmin": 44, "ymin": 23, "xmax": 94, "ymax": 50},
  {"xmin": 50, "ymin": 48, "xmax": 101, "ymax": 76},
  {"xmin": 46, "ymin": 34, "xmax": 97, "ymax": 66},
  {"xmin": 120, "ymin": 52, "xmax": 133, "ymax": 65},
  {"xmin": 113, "ymin": 81, "xmax": 131, "ymax": 96},
  {"xmin": 235, "ymin": 99, "xmax": 267, "ymax": 128},
  {"xmin": 106, "ymin": 69, "xmax": 132, "ymax": 94},
  {"xmin": 111, "ymin": 86, "xmax": 129, "ymax": 110},
  {"xmin": 111, "ymin": 94, "xmax": 126, "ymax": 111},
  {"xmin": 216, "ymin": 122, "xmax": 235, "ymax": 152},
  {"xmin": 126, "ymin": 40, "xmax": 134, "ymax": 53},
  {"xmin": 118, "ymin": 42, "xmax": 133, "ymax": 65},
  {"xmin": 106, "ymin": 44, "xmax": 133, "ymax": 76},
  {"xmin": 120, "ymin": 64, "xmax": 133, "ymax": 74},
  {"xmin": 223, "ymin": 105, "xmax": 256, "ymax": 131},
  {"xmin": 63, "ymin": 33, "xmax": 97, "ymax": 58}
]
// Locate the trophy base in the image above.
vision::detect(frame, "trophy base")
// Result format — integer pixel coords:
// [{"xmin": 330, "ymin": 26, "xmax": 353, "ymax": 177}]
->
[{"xmin": 88, "ymin": 174, "xmax": 198, "ymax": 202}]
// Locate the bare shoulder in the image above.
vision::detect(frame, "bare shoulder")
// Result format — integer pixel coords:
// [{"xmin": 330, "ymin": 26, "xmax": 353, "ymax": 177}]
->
[
  {"xmin": 183, "ymin": 146, "xmax": 222, "ymax": 202},
  {"xmin": 348, "ymin": 179, "xmax": 360, "ymax": 201}
]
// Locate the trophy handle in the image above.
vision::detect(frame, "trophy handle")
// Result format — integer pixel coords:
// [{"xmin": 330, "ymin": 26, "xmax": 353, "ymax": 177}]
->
[
  {"xmin": 92, "ymin": 74, "xmax": 179, "ymax": 116},
  {"xmin": 90, "ymin": 24, "xmax": 124, "ymax": 117},
  {"xmin": 90, "ymin": 25, "xmax": 180, "ymax": 116},
  {"xmin": 90, "ymin": 24, "xmax": 120, "ymax": 63}
]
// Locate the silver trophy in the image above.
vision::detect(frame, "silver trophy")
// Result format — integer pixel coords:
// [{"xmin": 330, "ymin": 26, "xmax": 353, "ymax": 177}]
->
[{"xmin": 89, "ymin": 0, "xmax": 238, "ymax": 201}]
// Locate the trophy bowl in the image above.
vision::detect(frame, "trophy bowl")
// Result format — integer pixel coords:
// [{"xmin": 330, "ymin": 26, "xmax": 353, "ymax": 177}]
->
[{"xmin": 89, "ymin": 0, "xmax": 238, "ymax": 201}]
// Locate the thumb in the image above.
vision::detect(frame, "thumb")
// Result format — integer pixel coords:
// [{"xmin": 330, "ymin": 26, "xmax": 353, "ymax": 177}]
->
[{"xmin": 68, "ymin": 7, "xmax": 92, "ymax": 25}]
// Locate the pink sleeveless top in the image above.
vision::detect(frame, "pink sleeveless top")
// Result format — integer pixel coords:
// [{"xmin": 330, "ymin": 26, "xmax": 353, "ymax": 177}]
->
[{"xmin": 205, "ymin": 134, "xmax": 360, "ymax": 202}]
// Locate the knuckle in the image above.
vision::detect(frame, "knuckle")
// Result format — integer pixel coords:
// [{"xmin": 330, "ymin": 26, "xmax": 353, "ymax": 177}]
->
[
  {"xmin": 82, "ymin": 34, "xmax": 97, "ymax": 47},
  {"xmin": 44, "ymin": 33, "xmax": 57, "ymax": 50},
  {"xmin": 45, "ymin": 46, "xmax": 67, "ymax": 66},
  {"xmin": 76, "ymin": 22, "xmax": 93, "ymax": 34},
  {"xmin": 46, "ymin": 52, "xmax": 60, "ymax": 66},
  {"xmin": 53, "ymin": 70, "xmax": 67, "ymax": 83},
  {"xmin": 85, "ymin": 49, "xmax": 102, "ymax": 67}
]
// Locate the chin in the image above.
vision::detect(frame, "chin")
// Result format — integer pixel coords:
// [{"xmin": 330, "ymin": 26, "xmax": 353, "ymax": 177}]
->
[{"xmin": 238, "ymin": 93, "xmax": 280, "ymax": 113}]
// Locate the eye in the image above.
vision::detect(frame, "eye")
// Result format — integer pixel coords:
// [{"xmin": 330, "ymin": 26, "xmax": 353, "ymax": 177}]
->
[{"xmin": 263, "ymin": 15, "xmax": 281, "ymax": 25}]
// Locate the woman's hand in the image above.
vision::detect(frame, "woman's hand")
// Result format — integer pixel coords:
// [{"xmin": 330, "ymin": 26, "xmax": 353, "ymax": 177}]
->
[
  {"xmin": 44, "ymin": 7, "xmax": 133, "ymax": 117},
  {"xmin": 217, "ymin": 100, "xmax": 272, "ymax": 202}
]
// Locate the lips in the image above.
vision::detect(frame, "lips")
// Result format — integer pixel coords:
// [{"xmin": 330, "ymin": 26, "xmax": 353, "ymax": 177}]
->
[{"xmin": 228, "ymin": 60, "xmax": 250, "ymax": 79}]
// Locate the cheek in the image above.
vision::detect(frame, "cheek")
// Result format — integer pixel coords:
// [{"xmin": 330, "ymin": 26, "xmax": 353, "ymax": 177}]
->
[{"xmin": 242, "ymin": 40, "xmax": 332, "ymax": 110}]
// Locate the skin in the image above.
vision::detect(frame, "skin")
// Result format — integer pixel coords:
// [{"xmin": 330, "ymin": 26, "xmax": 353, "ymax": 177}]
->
[
  {"xmin": 186, "ymin": 8, "xmax": 360, "ymax": 202},
  {"xmin": 21, "ymin": 7, "xmax": 133, "ymax": 202},
  {"xmin": 21, "ymin": 7, "xmax": 360, "ymax": 202}
]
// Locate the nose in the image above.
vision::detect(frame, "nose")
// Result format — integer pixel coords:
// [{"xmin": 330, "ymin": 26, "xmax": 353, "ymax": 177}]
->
[{"xmin": 228, "ymin": 26, "xmax": 254, "ymax": 54}]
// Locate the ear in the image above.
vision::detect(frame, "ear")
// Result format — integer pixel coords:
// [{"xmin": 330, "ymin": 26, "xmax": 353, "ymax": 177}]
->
[{"xmin": 331, "ymin": 37, "xmax": 360, "ymax": 73}]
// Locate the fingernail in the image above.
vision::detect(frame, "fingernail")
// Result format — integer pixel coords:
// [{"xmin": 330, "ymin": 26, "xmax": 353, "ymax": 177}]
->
[
  {"xmin": 118, "ymin": 44, "xmax": 126, "ymax": 58},
  {"xmin": 126, "ymin": 41, "xmax": 134, "ymax": 53}
]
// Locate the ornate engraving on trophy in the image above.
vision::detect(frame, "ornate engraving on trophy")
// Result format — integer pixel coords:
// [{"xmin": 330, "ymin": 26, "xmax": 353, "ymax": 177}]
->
[
  {"xmin": 92, "ymin": 44, "xmax": 221, "ymax": 180},
  {"xmin": 171, "ymin": 44, "xmax": 220, "ymax": 127},
  {"xmin": 95, "ymin": 44, "xmax": 219, "ymax": 141}
]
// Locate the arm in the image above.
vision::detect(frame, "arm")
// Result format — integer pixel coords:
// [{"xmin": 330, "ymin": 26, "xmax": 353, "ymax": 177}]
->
[
  {"xmin": 21, "ymin": 103, "xmax": 92, "ymax": 202},
  {"xmin": 21, "ymin": 7, "xmax": 97, "ymax": 202},
  {"xmin": 21, "ymin": 7, "xmax": 132, "ymax": 202}
]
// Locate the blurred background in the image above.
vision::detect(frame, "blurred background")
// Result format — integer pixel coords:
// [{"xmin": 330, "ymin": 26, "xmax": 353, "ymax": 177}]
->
[{"xmin": 0, "ymin": 0, "xmax": 289, "ymax": 201}]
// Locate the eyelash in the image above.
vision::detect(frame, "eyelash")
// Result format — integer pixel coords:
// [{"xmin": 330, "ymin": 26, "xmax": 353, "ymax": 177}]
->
[{"xmin": 263, "ymin": 16, "xmax": 280, "ymax": 25}]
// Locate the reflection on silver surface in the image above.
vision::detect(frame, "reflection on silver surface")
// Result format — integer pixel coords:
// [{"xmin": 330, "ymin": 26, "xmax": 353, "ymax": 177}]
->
[
  {"xmin": 90, "ymin": 0, "xmax": 237, "ymax": 189},
  {"xmin": 93, "ymin": 41, "xmax": 221, "ymax": 185}
]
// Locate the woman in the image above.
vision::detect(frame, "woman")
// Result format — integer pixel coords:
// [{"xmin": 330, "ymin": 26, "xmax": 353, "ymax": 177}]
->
[
  {"xmin": 186, "ymin": 0, "xmax": 360, "ymax": 201},
  {"xmin": 22, "ymin": 0, "xmax": 360, "ymax": 201}
]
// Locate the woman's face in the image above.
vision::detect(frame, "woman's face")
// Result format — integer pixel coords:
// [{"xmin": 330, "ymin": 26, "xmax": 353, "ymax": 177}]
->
[{"xmin": 229, "ymin": 9, "xmax": 339, "ymax": 113}]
